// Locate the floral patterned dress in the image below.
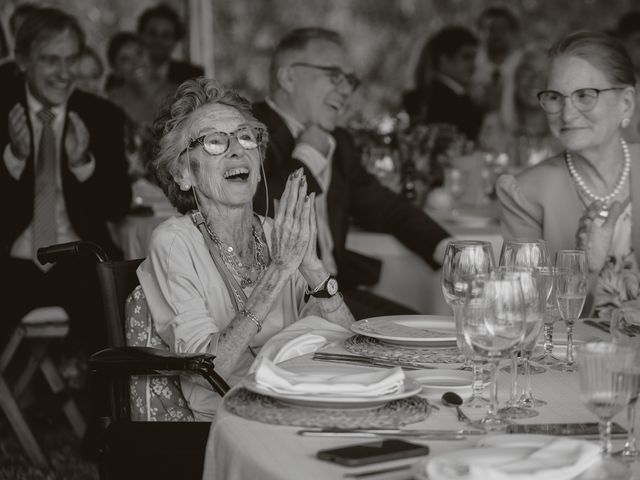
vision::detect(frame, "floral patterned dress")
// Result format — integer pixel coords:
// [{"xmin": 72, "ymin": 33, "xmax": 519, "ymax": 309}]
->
[{"xmin": 593, "ymin": 202, "xmax": 640, "ymax": 319}]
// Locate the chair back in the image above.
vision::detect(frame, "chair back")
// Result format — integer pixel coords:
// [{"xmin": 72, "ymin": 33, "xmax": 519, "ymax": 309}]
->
[{"xmin": 96, "ymin": 259, "xmax": 144, "ymax": 348}]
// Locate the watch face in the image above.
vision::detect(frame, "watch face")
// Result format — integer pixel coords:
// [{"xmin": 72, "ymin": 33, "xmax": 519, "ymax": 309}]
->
[{"xmin": 326, "ymin": 278, "xmax": 339, "ymax": 296}]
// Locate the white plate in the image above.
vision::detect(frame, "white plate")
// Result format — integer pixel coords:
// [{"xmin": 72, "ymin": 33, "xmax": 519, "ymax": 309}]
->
[
  {"xmin": 242, "ymin": 365, "xmax": 422, "ymax": 409},
  {"xmin": 407, "ymin": 369, "xmax": 473, "ymax": 398},
  {"xmin": 351, "ymin": 315, "xmax": 457, "ymax": 347}
]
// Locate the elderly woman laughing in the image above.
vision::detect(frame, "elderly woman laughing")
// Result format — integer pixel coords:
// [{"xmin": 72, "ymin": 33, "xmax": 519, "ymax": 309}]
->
[{"xmin": 137, "ymin": 78, "xmax": 354, "ymax": 420}]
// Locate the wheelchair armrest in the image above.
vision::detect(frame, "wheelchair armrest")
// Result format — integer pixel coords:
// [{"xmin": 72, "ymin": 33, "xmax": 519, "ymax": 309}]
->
[{"xmin": 89, "ymin": 347, "xmax": 229, "ymax": 396}]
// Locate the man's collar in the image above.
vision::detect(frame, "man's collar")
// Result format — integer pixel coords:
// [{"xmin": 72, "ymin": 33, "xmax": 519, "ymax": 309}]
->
[
  {"xmin": 25, "ymin": 84, "xmax": 67, "ymax": 119},
  {"xmin": 436, "ymin": 73, "xmax": 467, "ymax": 96},
  {"xmin": 265, "ymin": 97, "xmax": 305, "ymax": 137}
]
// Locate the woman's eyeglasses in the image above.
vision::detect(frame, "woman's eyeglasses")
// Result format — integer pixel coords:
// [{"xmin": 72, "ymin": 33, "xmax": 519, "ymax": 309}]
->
[
  {"xmin": 289, "ymin": 62, "xmax": 361, "ymax": 91},
  {"xmin": 537, "ymin": 87, "xmax": 624, "ymax": 114},
  {"xmin": 183, "ymin": 125, "xmax": 267, "ymax": 156}
]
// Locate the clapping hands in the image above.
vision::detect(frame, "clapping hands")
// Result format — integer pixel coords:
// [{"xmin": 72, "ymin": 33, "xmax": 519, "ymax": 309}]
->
[
  {"xmin": 64, "ymin": 112, "xmax": 90, "ymax": 167},
  {"xmin": 576, "ymin": 200, "xmax": 625, "ymax": 272},
  {"xmin": 270, "ymin": 167, "xmax": 320, "ymax": 274}
]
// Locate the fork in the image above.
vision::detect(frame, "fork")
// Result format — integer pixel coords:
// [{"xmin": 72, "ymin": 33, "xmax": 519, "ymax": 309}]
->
[{"xmin": 312, "ymin": 352, "xmax": 436, "ymax": 370}]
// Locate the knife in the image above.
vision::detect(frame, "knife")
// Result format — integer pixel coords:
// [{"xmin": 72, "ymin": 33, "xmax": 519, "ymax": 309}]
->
[
  {"xmin": 583, "ymin": 319, "xmax": 610, "ymax": 334},
  {"xmin": 297, "ymin": 428, "xmax": 484, "ymax": 440},
  {"xmin": 312, "ymin": 353, "xmax": 436, "ymax": 370}
]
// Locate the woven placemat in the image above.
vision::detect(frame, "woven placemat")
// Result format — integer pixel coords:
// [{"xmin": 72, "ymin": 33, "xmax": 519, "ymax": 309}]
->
[
  {"xmin": 344, "ymin": 335, "xmax": 466, "ymax": 365},
  {"xmin": 224, "ymin": 388, "xmax": 431, "ymax": 428}
]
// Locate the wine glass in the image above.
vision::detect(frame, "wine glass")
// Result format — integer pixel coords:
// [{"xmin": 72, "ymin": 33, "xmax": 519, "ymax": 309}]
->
[
  {"xmin": 442, "ymin": 240, "xmax": 495, "ymax": 407},
  {"xmin": 499, "ymin": 238, "xmax": 550, "ymax": 270},
  {"xmin": 495, "ymin": 266, "xmax": 544, "ymax": 419},
  {"xmin": 611, "ymin": 306, "xmax": 640, "ymax": 459},
  {"xmin": 461, "ymin": 271, "xmax": 527, "ymax": 430},
  {"xmin": 553, "ymin": 250, "xmax": 588, "ymax": 373},
  {"xmin": 499, "ymin": 239, "xmax": 549, "ymax": 413},
  {"xmin": 536, "ymin": 266, "xmax": 562, "ymax": 367},
  {"xmin": 577, "ymin": 342, "xmax": 636, "ymax": 456}
]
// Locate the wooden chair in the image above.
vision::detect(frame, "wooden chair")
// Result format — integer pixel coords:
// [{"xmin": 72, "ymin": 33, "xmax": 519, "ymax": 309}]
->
[
  {"xmin": 0, "ymin": 306, "xmax": 86, "ymax": 468},
  {"xmin": 37, "ymin": 241, "xmax": 229, "ymax": 480}
]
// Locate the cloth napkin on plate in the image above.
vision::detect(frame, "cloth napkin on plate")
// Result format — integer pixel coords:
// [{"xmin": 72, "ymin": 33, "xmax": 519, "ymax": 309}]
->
[
  {"xmin": 249, "ymin": 316, "xmax": 351, "ymax": 373},
  {"xmin": 426, "ymin": 437, "xmax": 600, "ymax": 480},
  {"xmin": 252, "ymin": 357, "xmax": 405, "ymax": 396}
]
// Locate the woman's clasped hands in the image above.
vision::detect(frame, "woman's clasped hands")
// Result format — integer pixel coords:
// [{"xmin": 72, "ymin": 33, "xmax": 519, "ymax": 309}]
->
[{"xmin": 270, "ymin": 167, "xmax": 320, "ymax": 275}]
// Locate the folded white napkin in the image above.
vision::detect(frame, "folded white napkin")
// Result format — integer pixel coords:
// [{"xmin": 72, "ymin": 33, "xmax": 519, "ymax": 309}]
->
[
  {"xmin": 253, "ymin": 357, "xmax": 405, "ymax": 396},
  {"xmin": 427, "ymin": 438, "xmax": 600, "ymax": 480},
  {"xmin": 249, "ymin": 316, "xmax": 351, "ymax": 373}
]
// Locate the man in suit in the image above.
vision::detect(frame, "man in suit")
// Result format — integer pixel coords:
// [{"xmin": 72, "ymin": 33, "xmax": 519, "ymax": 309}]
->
[
  {"xmin": 136, "ymin": 3, "xmax": 204, "ymax": 86},
  {"xmin": 253, "ymin": 28, "xmax": 450, "ymax": 319},
  {"xmin": 0, "ymin": 8, "xmax": 131, "ymax": 357},
  {"xmin": 422, "ymin": 26, "xmax": 484, "ymax": 141}
]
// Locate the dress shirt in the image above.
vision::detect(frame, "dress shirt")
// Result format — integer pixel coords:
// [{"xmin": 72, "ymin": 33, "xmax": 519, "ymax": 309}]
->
[
  {"xmin": 3, "ymin": 86, "xmax": 95, "ymax": 260},
  {"xmin": 265, "ymin": 97, "xmax": 338, "ymax": 274}
]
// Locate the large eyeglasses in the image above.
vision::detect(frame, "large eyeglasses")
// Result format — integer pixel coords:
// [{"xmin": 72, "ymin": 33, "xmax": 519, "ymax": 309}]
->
[
  {"xmin": 290, "ymin": 62, "xmax": 361, "ymax": 91},
  {"xmin": 537, "ymin": 87, "xmax": 624, "ymax": 114},
  {"xmin": 183, "ymin": 125, "xmax": 267, "ymax": 157}
]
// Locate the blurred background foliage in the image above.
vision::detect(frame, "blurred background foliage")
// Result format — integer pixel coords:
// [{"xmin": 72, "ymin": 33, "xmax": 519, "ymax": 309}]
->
[{"xmin": 1, "ymin": 0, "xmax": 638, "ymax": 121}]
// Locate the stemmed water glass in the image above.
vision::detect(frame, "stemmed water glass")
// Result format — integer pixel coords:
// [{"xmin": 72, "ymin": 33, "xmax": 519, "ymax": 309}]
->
[
  {"xmin": 460, "ymin": 271, "xmax": 527, "ymax": 430},
  {"xmin": 577, "ymin": 342, "xmax": 636, "ymax": 456},
  {"xmin": 499, "ymin": 239, "xmax": 549, "ymax": 415},
  {"xmin": 442, "ymin": 240, "xmax": 495, "ymax": 408},
  {"xmin": 611, "ymin": 306, "xmax": 640, "ymax": 459},
  {"xmin": 552, "ymin": 250, "xmax": 588, "ymax": 373},
  {"xmin": 536, "ymin": 266, "xmax": 562, "ymax": 367}
]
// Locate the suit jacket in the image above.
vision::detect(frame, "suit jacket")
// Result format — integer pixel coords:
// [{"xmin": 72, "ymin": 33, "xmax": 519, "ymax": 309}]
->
[
  {"xmin": 0, "ymin": 86, "xmax": 132, "ymax": 259},
  {"xmin": 421, "ymin": 78, "xmax": 484, "ymax": 140},
  {"xmin": 252, "ymin": 101, "xmax": 449, "ymax": 288},
  {"xmin": 167, "ymin": 60, "xmax": 204, "ymax": 85}
]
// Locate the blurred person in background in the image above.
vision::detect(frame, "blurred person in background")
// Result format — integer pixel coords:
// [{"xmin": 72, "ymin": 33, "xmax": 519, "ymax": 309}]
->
[
  {"xmin": 73, "ymin": 46, "xmax": 105, "ymax": 97},
  {"xmin": 473, "ymin": 5, "xmax": 522, "ymax": 114},
  {"xmin": 0, "ymin": 8, "xmax": 131, "ymax": 363},
  {"xmin": 403, "ymin": 26, "xmax": 483, "ymax": 141},
  {"xmin": 0, "ymin": 3, "xmax": 40, "ymax": 93},
  {"xmin": 136, "ymin": 3, "xmax": 203, "ymax": 87},
  {"xmin": 253, "ymin": 28, "xmax": 450, "ymax": 319},
  {"xmin": 497, "ymin": 31, "xmax": 637, "ymax": 316},
  {"xmin": 478, "ymin": 43, "xmax": 560, "ymax": 170},
  {"xmin": 617, "ymin": 11, "xmax": 640, "ymax": 143},
  {"xmin": 107, "ymin": 32, "xmax": 175, "ymax": 178}
]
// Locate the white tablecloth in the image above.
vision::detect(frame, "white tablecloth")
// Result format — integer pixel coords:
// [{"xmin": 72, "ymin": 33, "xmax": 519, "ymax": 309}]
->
[{"xmin": 202, "ymin": 321, "xmax": 638, "ymax": 480}]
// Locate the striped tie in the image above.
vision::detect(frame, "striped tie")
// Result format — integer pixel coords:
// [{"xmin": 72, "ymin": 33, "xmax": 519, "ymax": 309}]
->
[{"xmin": 33, "ymin": 108, "xmax": 57, "ymax": 266}]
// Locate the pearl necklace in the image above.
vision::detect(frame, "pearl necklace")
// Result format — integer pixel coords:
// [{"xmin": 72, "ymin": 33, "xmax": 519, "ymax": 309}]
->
[{"xmin": 565, "ymin": 138, "xmax": 630, "ymax": 205}]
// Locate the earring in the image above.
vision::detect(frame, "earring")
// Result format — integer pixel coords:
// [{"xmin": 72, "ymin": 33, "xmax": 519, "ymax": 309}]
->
[
  {"xmin": 622, "ymin": 118, "xmax": 631, "ymax": 128},
  {"xmin": 180, "ymin": 183, "xmax": 191, "ymax": 191},
  {"xmin": 257, "ymin": 174, "xmax": 262, "ymax": 182}
]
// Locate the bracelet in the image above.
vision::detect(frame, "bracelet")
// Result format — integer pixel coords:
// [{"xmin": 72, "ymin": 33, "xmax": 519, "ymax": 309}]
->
[{"xmin": 240, "ymin": 309, "xmax": 262, "ymax": 333}]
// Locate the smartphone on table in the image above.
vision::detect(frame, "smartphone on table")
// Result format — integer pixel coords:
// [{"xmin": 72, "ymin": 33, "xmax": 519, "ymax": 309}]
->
[{"xmin": 317, "ymin": 439, "xmax": 429, "ymax": 467}]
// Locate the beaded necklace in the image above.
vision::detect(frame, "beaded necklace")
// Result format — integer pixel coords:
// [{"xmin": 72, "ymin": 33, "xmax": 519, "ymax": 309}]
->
[
  {"xmin": 565, "ymin": 138, "xmax": 630, "ymax": 209},
  {"xmin": 203, "ymin": 219, "xmax": 267, "ymax": 288}
]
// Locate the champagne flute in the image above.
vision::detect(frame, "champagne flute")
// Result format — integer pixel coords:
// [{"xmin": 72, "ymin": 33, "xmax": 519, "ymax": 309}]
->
[
  {"xmin": 577, "ymin": 342, "xmax": 635, "ymax": 456},
  {"xmin": 553, "ymin": 250, "xmax": 587, "ymax": 372},
  {"xmin": 461, "ymin": 271, "xmax": 526, "ymax": 430},
  {"xmin": 442, "ymin": 240, "xmax": 495, "ymax": 408},
  {"xmin": 611, "ymin": 306, "xmax": 640, "ymax": 459},
  {"xmin": 536, "ymin": 266, "xmax": 562, "ymax": 367}
]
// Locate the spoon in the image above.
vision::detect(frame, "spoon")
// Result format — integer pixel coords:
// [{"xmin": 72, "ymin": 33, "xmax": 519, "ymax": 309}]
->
[{"xmin": 442, "ymin": 391, "xmax": 470, "ymax": 423}]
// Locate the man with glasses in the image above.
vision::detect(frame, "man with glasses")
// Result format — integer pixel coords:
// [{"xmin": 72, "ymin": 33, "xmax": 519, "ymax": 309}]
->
[
  {"xmin": 253, "ymin": 28, "xmax": 450, "ymax": 319},
  {"xmin": 0, "ymin": 8, "xmax": 131, "ymax": 361}
]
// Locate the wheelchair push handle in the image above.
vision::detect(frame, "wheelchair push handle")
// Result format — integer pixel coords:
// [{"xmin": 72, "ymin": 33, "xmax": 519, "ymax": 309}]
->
[{"xmin": 37, "ymin": 241, "xmax": 110, "ymax": 265}]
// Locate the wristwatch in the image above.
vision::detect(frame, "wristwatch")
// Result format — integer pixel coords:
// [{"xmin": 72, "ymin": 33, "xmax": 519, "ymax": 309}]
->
[{"xmin": 309, "ymin": 275, "xmax": 339, "ymax": 299}]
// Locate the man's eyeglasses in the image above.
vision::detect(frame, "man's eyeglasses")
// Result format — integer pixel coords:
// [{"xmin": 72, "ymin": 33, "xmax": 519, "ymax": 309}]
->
[
  {"xmin": 290, "ymin": 62, "xmax": 361, "ymax": 91},
  {"xmin": 537, "ymin": 87, "xmax": 625, "ymax": 114},
  {"xmin": 182, "ymin": 125, "xmax": 267, "ymax": 157}
]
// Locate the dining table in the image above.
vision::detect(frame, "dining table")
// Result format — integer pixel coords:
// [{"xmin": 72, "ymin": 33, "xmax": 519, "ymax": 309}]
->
[{"xmin": 201, "ymin": 318, "xmax": 640, "ymax": 480}]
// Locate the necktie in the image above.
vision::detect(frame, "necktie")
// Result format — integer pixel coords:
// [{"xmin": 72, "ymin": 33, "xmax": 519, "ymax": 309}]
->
[{"xmin": 33, "ymin": 108, "xmax": 57, "ymax": 266}]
